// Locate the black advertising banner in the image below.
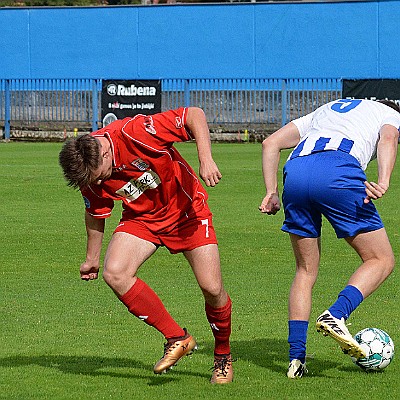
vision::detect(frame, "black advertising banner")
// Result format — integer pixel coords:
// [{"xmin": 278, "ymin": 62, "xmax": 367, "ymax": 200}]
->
[
  {"xmin": 101, "ymin": 80, "xmax": 161, "ymax": 127},
  {"xmin": 342, "ymin": 79, "xmax": 400, "ymax": 103}
]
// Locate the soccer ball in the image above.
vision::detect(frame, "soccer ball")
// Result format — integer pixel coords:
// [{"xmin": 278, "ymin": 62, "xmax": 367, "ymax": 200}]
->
[{"xmin": 351, "ymin": 327, "xmax": 395, "ymax": 371}]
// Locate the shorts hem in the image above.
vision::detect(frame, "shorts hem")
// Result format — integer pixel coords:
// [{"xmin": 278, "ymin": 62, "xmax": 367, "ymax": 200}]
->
[
  {"xmin": 281, "ymin": 226, "xmax": 320, "ymax": 238},
  {"xmin": 168, "ymin": 239, "xmax": 218, "ymax": 254},
  {"xmin": 337, "ymin": 224, "xmax": 384, "ymax": 239}
]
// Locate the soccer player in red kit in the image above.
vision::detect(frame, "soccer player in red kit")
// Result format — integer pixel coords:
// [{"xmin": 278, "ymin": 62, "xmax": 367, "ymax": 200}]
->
[{"xmin": 59, "ymin": 107, "xmax": 233, "ymax": 384}]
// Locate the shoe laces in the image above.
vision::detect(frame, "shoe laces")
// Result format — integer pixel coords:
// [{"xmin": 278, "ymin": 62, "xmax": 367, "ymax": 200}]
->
[
  {"xmin": 162, "ymin": 341, "xmax": 176, "ymax": 356},
  {"xmin": 211, "ymin": 356, "xmax": 233, "ymax": 377},
  {"xmin": 162, "ymin": 329, "xmax": 189, "ymax": 356}
]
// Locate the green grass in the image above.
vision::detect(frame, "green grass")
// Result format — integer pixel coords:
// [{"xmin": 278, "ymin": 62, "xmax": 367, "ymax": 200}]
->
[{"xmin": 1, "ymin": 141, "xmax": 399, "ymax": 400}]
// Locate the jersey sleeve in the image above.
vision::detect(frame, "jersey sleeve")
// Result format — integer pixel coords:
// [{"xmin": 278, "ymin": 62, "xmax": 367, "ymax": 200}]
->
[
  {"xmin": 292, "ymin": 111, "xmax": 315, "ymax": 139},
  {"xmin": 153, "ymin": 107, "xmax": 192, "ymax": 143},
  {"xmin": 81, "ymin": 186, "xmax": 115, "ymax": 219},
  {"xmin": 122, "ymin": 108, "xmax": 192, "ymax": 146},
  {"xmin": 382, "ymin": 109, "xmax": 400, "ymax": 131}
]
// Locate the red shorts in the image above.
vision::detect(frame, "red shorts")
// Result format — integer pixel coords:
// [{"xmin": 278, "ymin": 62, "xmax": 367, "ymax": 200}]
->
[{"xmin": 113, "ymin": 205, "xmax": 218, "ymax": 254}]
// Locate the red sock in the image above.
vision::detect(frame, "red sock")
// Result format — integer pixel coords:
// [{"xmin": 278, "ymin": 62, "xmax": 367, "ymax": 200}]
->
[
  {"xmin": 119, "ymin": 278, "xmax": 185, "ymax": 339},
  {"xmin": 205, "ymin": 295, "xmax": 232, "ymax": 355}
]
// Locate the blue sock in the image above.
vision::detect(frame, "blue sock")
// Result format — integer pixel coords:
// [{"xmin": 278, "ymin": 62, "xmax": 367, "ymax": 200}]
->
[
  {"xmin": 329, "ymin": 285, "xmax": 364, "ymax": 320},
  {"xmin": 288, "ymin": 320, "xmax": 308, "ymax": 363}
]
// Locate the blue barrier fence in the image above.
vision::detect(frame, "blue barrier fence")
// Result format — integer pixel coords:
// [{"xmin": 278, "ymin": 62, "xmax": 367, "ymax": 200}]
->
[{"xmin": 0, "ymin": 78, "xmax": 342, "ymax": 139}]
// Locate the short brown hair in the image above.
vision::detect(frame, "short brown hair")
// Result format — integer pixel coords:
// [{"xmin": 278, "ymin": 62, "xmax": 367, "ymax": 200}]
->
[
  {"xmin": 377, "ymin": 99, "xmax": 400, "ymax": 113},
  {"xmin": 59, "ymin": 134, "xmax": 101, "ymax": 189}
]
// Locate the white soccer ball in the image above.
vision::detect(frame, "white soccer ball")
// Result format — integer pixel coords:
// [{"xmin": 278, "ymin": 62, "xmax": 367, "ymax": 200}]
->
[{"xmin": 351, "ymin": 327, "xmax": 395, "ymax": 371}]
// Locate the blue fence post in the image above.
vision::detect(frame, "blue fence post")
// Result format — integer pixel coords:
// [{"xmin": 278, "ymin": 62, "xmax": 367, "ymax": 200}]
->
[
  {"xmin": 184, "ymin": 79, "xmax": 190, "ymax": 107},
  {"xmin": 281, "ymin": 79, "xmax": 287, "ymax": 126},
  {"xmin": 92, "ymin": 79, "xmax": 99, "ymax": 132},
  {"xmin": 4, "ymin": 79, "xmax": 10, "ymax": 140}
]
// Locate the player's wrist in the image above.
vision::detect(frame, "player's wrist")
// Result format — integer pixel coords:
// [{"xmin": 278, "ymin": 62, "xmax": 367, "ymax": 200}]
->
[
  {"xmin": 377, "ymin": 181, "xmax": 389, "ymax": 190},
  {"xmin": 84, "ymin": 256, "xmax": 100, "ymax": 266}
]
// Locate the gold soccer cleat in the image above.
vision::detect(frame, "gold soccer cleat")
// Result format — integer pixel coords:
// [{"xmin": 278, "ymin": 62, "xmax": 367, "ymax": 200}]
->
[
  {"xmin": 210, "ymin": 354, "xmax": 234, "ymax": 384},
  {"xmin": 153, "ymin": 328, "xmax": 197, "ymax": 374}
]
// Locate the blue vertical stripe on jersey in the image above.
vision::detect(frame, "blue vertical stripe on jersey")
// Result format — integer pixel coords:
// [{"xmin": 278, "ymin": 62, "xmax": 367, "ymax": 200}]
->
[
  {"xmin": 290, "ymin": 139, "xmax": 306, "ymax": 159},
  {"xmin": 291, "ymin": 136, "xmax": 355, "ymax": 160},
  {"xmin": 338, "ymin": 138, "xmax": 354, "ymax": 153},
  {"xmin": 312, "ymin": 137, "xmax": 330, "ymax": 153}
]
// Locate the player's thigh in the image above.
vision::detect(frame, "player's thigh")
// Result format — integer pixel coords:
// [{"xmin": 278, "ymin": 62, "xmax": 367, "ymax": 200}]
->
[
  {"xmin": 282, "ymin": 158, "xmax": 322, "ymax": 237},
  {"xmin": 345, "ymin": 228, "xmax": 394, "ymax": 263},
  {"xmin": 289, "ymin": 234, "xmax": 321, "ymax": 274},
  {"xmin": 104, "ymin": 232, "xmax": 157, "ymax": 276},
  {"xmin": 184, "ymin": 244, "xmax": 223, "ymax": 294}
]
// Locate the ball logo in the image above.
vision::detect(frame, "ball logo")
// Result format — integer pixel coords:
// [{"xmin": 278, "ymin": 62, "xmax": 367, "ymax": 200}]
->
[{"xmin": 107, "ymin": 84, "xmax": 117, "ymax": 96}]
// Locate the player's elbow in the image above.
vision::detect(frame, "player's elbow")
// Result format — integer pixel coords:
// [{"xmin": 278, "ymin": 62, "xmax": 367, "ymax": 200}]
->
[
  {"xmin": 187, "ymin": 106, "xmax": 205, "ymax": 120},
  {"xmin": 262, "ymin": 134, "xmax": 282, "ymax": 155},
  {"xmin": 262, "ymin": 135, "xmax": 273, "ymax": 150}
]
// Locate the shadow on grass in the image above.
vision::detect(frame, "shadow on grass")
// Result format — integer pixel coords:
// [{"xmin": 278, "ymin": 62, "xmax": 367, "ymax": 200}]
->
[
  {"xmin": 198, "ymin": 337, "xmax": 344, "ymax": 378},
  {"xmin": 0, "ymin": 354, "xmax": 208, "ymax": 386},
  {"xmin": 1, "ymin": 337, "xmax": 348, "ymax": 384}
]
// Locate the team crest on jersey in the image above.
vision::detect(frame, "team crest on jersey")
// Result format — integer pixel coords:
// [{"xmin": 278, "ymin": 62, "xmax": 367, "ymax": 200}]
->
[
  {"xmin": 131, "ymin": 158, "xmax": 149, "ymax": 171},
  {"xmin": 175, "ymin": 117, "xmax": 183, "ymax": 129},
  {"xmin": 115, "ymin": 171, "xmax": 161, "ymax": 202},
  {"xmin": 143, "ymin": 115, "xmax": 156, "ymax": 135}
]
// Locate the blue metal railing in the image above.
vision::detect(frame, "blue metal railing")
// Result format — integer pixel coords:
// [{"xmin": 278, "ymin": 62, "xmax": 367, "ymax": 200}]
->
[
  {"xmin": 162, "ymin": 78, "xmax": 343, "ymax": 125},
  {"xmin": 0, "ymin": 78, "xmax": 342, "ymax": 139}
]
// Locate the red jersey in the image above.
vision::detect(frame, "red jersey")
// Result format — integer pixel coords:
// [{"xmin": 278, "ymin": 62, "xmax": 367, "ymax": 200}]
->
[{"xmin": 81, "ymin": 108, "xmax": 209, "ymax": 232}]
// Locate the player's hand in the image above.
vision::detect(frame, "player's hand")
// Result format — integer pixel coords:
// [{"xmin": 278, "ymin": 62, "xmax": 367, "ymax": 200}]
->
[
  {"xmin": 199, "ymin": 160, "xmax": 222, "ymax": 187},
  {"xmin": 259, "ymin": 193, "xmax": 281, "ymax": 215},
  {"xmin": 80, "ymin": 261, "xmax": 100, "ymax": 281},
  {"xmin": 364, "ymin": 181, "xmax": 388, "ymax": 204}
]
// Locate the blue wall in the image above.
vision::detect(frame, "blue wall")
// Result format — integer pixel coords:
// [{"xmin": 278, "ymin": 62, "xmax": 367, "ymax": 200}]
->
[{"xmin": 1, "ymin": 1, "xmax": 399, "ymax": 80}]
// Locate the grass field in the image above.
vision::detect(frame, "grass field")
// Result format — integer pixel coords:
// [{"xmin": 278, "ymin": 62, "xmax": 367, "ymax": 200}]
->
[{"xmin": 1, "ymin": 141, "xmax": 399, "ymax": 400}]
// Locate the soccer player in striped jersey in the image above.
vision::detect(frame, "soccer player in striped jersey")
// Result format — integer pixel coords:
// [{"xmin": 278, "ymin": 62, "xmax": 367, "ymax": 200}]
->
[
  {"xmin": 59, "ymin": 107, "xmax": 233, "ymax": 384},
  {"xmin": 259, "ymin": 99, "xmax": 400, "ymax": 378}
]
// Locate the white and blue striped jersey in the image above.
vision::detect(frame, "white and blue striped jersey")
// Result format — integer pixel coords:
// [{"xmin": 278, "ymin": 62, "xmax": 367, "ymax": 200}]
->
[{"xmin": 289, "ymin": 99, "xmax": 400, "ymax": 170}]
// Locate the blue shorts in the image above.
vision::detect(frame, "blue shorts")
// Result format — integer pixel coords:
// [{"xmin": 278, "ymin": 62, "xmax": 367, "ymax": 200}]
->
[{"xmin": 281, "ymin": 151, "xmax": 384, "ymax": 238}]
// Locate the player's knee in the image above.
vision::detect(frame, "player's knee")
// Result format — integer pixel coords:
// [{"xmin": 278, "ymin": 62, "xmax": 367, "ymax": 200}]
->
[
  {"xmin": 102, "ymin": 268, "xmax": 115, "ymax": 288},
  {"xmin": 385, "ymin": 252, "xmax": 395, "ymax": 275},
  {"xmin": 102, "ymin": 264, "xmax": 124, "ymax": 289},
  {"xmin": 377, "ymin": 251, "xmax": 395, "ymax": 277},
  {"xmin": 201, "ymin": 283, "xmax": 224, "ymax": 300}
]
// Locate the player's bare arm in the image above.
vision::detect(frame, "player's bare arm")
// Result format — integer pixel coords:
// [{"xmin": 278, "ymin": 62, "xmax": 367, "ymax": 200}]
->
[
  {"xmin": 259, "ymin": 122, "xmax": 300, "ymax": 214},
  {"xmin": 364, "ymin": 124, "xmax": 399, "ymax": 204},
  {"xmin": 81, "ymin": 212, "xmax": 105, "ymax": 280},
  {"xmin": 185, "ymin": 107, "xmax": 222, "ymax": 187}
]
